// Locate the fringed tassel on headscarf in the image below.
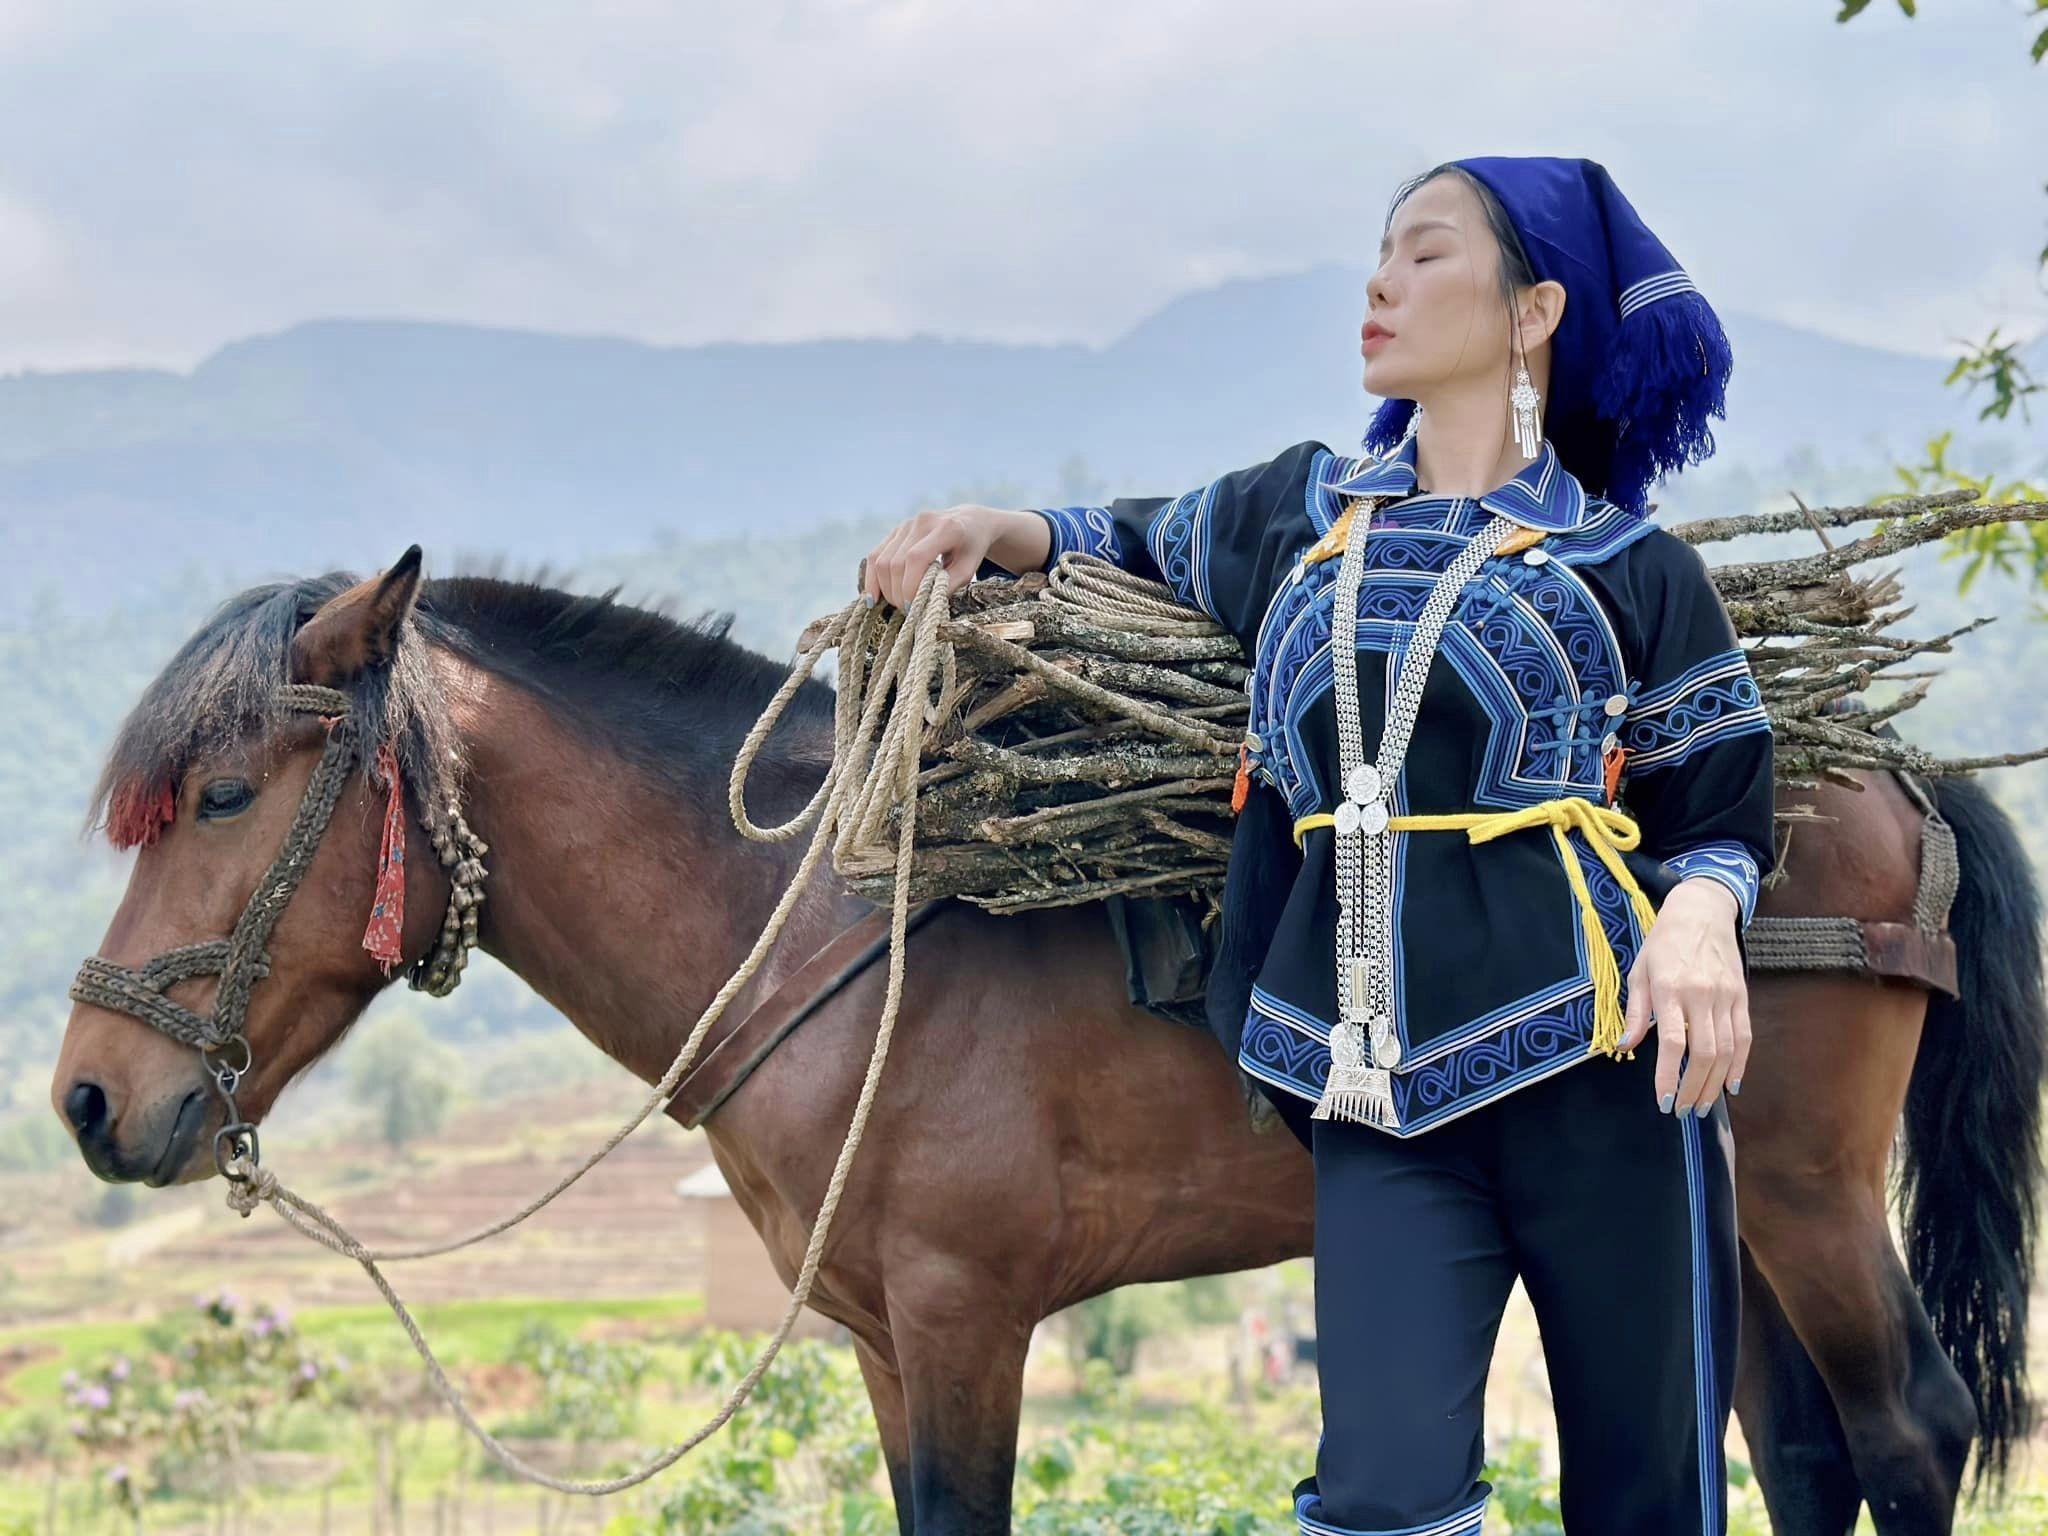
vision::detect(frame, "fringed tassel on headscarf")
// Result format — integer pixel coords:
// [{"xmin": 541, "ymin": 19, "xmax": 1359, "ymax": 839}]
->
[
  {"xmin": 1594, "ymin": 288, "xmax": 1733, "ymax": 518},
  {"xmin": 361, "ymin": 741, "xmax": 407, "ymax": 975},
  {"xmin": 1362, "ymin": 397, "xmax": 1419, "ymax": 458}
]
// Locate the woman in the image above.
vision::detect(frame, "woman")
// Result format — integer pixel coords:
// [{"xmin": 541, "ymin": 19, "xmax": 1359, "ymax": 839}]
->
[{"xmin": 861, "ymin": 157, "xmax": 1773, "ymax": 1535}]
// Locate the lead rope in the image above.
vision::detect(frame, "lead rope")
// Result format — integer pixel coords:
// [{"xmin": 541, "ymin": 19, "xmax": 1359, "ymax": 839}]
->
[{"xmin": 221, "ymin": 557, "xmax": 954, "ymax": 1495}]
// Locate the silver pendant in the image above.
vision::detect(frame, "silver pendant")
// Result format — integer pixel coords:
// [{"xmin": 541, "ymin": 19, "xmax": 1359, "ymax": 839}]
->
[
  {"xmin": 1374, "ymin": 1033, "xmax": 1402, "ymax": 1069},
  {"xmin": 1346, "ymin": 957, "xmax": 1372, "ymax": 1003},
  {"xmin": 1335, "ymin": 801, "xmax": 1362, "ymax": 836},
  {"xmin": 1345, "ymin": 763, "xmax": 1382, "ymax": 804},
  {"xmin": 1358, "ymin": 798, "xmax": 1390, "ymax": 835},
  {"xmin": 1330, "ymin": 1020, "xmax": 1367, "ymax": 1069}
]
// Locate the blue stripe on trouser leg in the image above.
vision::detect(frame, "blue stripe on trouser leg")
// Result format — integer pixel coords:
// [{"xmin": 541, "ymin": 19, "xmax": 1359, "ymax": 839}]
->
[
  {"xmin": 1683, "ymin": 1109, "xmax": 1723, "ymax": 1534},
  {"xmin": 1303, "ymin": 1047, "xmax": 1735, "ymax": 1534}
]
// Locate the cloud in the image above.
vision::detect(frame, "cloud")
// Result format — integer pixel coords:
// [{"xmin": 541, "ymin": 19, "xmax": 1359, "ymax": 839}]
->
[{"xmin": 0, "ymin": 0, "xmax": 2040, "ymax": 372}]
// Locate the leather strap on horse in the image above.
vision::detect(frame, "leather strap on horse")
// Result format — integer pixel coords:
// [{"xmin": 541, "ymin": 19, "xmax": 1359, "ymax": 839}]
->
[
  {"xmin": 672, "ymin": 900, "xmax": 947, "ymax": 1129},
  {"xmin": 1745, "ymin": 770, "xmax": 1961, "ymax": 997}
]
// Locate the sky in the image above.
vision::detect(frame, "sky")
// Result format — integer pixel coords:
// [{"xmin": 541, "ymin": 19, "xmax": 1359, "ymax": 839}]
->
[{"xmin": 0, "ymin": 0, "xmax": 2043, "ymax": 374}]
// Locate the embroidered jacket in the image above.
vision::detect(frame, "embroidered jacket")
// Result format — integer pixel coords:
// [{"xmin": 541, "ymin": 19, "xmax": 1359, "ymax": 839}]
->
[{"xmin": 1029, "ymin": 436, "xmax": 1776, "ymax": 1135}]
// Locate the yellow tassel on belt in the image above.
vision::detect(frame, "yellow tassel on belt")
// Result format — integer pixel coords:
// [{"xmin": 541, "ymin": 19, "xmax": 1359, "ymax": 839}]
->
[{"xmin": 1292, "ymin": 797, "xmax": 1658, "ymax": 1059}]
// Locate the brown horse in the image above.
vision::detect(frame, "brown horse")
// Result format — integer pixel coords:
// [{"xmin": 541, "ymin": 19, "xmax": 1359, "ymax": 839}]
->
[{"xmin": 50, "ymin": 555, "xmax": 2043, "ymax": 1536}]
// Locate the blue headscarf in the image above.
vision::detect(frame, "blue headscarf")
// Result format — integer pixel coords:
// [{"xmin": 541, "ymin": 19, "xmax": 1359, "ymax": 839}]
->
[{"xmin": 1363, "ymin": 156, "xmax": 1734, "ymax": 518}]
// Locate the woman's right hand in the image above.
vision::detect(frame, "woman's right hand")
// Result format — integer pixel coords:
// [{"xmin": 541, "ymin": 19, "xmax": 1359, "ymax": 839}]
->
[{"xmin": 860, "ymin": 505, "xmax": 1051, "ymax": 610}]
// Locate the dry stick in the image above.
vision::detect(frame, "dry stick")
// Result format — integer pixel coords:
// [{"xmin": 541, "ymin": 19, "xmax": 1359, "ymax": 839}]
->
[
  {"xmin": 1063, "ymin": 653, "xmax": 1248, "ymax": 707},
  {"xmin": 1670, "ymin": 488, "xmax": 1984, "ymax": 545},
  {"xmin": 983, "ymin": 866, "xmax": 1229, "ymax": 911},
  {"xmin": 943, "ymin": 736, "xmax": 1230, "ymax": 786},
  {"xmin": 979, "ymin": 779, "xmax": 1225, "ymax": 843},
  {"xmin": 1707, "ymin": 499, "xmax": 2048, "ymax": 598},
  {"xmin": 940, "ymin": 623, "xmax": 1236, "ymax": 754}
]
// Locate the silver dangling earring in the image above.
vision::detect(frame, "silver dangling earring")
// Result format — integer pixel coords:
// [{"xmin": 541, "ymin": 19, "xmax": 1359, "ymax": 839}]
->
[{"xmin": 1509, "ymin": 365, "xmax": 1541, "ymax": 458}]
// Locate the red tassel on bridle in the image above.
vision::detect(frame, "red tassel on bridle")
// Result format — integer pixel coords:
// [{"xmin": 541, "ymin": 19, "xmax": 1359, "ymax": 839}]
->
[
  {"xmin": 108, "ymin": 778, "xmax": 177, "ymax": 850},
  {"xmin": 362, "ymin": 741, "xmax": 407, "ymax": 975}
]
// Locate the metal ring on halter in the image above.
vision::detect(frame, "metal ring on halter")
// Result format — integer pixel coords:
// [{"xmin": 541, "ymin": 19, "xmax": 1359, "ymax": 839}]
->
[
  {"xmin": 205, "ymin": 1033, "xmax": 252, "ymax": 1095},
  {"xmin": 215, "ymin": 1123, "xmax": 261, "ymax": 1181},
  {"xmin": 205, "ymin": 1032, "xmax": 252, "ymax": 1078}
]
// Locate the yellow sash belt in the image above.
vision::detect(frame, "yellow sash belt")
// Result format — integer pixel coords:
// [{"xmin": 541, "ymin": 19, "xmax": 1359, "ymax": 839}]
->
[{"xmin": 1291, "ymin": 796, "xmax": 1658, "ymax": 1059}]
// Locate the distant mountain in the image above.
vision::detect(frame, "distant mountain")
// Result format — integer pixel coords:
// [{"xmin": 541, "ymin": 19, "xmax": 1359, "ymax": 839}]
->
[{"xmin": 2, "ymin": 267, "xmax": 2041, "ymax": 614}]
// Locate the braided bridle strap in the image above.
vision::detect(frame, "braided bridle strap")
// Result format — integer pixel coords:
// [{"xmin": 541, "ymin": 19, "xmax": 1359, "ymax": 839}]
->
[
  {"xmin": 69, "ymin": 685, "xmax": 358, "ymax": 1053},
  {"xmin": 69, "ymin": 683, "xmax": 490, "ymax": 1176}
]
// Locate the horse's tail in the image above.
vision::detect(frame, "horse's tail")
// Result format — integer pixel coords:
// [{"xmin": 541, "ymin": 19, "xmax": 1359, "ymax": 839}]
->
[{"xmin": 1898, "ymin": 772, "xmax": 2046, "ymax": 1490}]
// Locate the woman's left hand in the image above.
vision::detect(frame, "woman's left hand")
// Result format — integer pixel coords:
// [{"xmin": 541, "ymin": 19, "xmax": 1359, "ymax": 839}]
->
[{"xmin": 1620, "ymin": 878, "xmax": 1749, "ymax": 1116}]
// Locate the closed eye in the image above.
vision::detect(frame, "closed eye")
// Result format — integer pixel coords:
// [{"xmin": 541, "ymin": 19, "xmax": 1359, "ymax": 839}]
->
[{"xmin": 197, "ymin": 779, "xmax": 256, "ymax": 821}]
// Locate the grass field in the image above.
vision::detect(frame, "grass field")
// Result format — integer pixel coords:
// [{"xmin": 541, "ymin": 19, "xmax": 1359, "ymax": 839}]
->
[{"xmin": 3, "ymin": 1070, "xmax": 2047, "ymax": 1533}]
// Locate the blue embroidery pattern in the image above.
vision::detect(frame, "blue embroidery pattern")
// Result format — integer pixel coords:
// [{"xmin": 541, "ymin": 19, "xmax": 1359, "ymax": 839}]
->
[
  {"xmin": 1666, "ymin": 841, "xmax": 1762, "ymax": 926},
  {"xmin": 1621, "ymin": 651, "xmax": 1769, "ymax": 772},
  {"xmin": 1240, "ymin": 818, "xmax": 1652, "ymax": 1136},
  {"xmin": 1039, "ymin": 505, "xmax": 1122, "ymax": 567},
  {"xmin": 1258, "ymin": 499, "xmax": 1630, "ymax": 814},
  {"xmin": 1147, "ymin": 484, "xmax": 1214, "ymax": 617}
]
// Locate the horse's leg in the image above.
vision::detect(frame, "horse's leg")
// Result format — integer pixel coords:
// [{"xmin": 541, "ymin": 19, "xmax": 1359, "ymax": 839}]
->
[
  {"xmin": 1735, "ymin": 1242, "xmax": 1863, "ymax": 1535},
  {"xmin": 852, "ymin": 1334, "xmax": 916, "ymax": 1536},
  {"xmin": 1738, "ymin": 977, "xmax": 1976, "ymax": 1536},
  {"xmin": 887, "ymin": 1274, "xmax": 1033, "ymax": 1535},
  {"xmin": 1743, "ymin": 1193, "xmax": 1973, "ymax": 1536}
]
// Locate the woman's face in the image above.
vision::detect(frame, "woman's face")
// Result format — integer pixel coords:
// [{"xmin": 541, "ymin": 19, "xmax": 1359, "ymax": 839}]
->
[{"xmin": 1360, "ymin": 174, "xmax": 1514, "ymax": 401}]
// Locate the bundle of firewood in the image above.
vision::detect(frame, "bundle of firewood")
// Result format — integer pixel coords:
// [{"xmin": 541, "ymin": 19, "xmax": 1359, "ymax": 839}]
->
[{"xmin": 828, "ymin": 491, "xmax": 2048, "ymax": 914}]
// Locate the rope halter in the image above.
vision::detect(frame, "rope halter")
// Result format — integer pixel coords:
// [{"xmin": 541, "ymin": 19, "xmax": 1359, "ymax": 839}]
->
[{"xmin": 69, "ymin": 684, "xmax": 488, "ymax": 1179}]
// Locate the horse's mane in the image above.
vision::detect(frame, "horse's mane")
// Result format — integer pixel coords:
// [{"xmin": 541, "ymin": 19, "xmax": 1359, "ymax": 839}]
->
[
  {"xmin": 91, "ymin": 570, "xmax": 837, "ymax": 846},
  {"xmin": 422, "ymin": 575, "xmax": 837, "ymax": 798}
]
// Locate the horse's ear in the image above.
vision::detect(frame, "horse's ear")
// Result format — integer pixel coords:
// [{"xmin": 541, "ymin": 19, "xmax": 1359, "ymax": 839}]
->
[{"xmin": 290, "ymin": 546, "xmax": 426, "ymax": 686}]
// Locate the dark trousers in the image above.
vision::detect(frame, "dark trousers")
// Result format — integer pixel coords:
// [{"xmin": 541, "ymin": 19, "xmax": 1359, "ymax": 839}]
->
[{"xmin": 1293, "ymin": 1047, "xmax": 1738, "ymax": 1536}]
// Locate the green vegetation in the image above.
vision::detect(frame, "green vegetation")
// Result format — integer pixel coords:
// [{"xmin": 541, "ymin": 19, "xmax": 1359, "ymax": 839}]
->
[
  {"xmin": 345, "ymin": 1012, "xmax": 455, "ymax": 1152},
  {"xmin": 7, "ymin": 1277, "xmax": 2048, "ymax": 1531}
]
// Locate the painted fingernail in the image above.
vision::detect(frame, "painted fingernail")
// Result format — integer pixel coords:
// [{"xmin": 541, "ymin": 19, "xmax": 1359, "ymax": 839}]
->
[
  {"xmin": 1728, "ymin": 1079, "xmax": 1742, "ymax": 1096},
  {"xmin": 1659, "ymin": 1093, "xmax": 1675, "ymax": 1115}
]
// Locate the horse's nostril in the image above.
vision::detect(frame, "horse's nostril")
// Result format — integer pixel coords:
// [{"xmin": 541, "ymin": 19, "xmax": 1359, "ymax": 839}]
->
[{"xmin": 64, "ymin": 1080, "xmax": 110, "ymax": 1139}]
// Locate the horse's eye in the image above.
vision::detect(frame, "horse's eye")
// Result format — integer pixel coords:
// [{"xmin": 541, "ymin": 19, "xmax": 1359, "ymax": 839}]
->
[{"xmin": 197, "ymin": 779, "xmax": 256, "ymax": 821}]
